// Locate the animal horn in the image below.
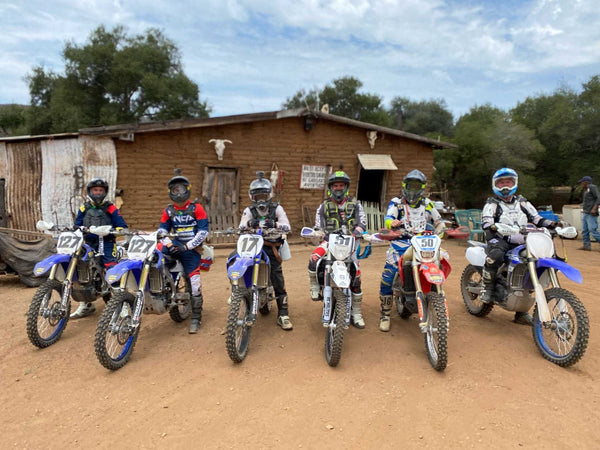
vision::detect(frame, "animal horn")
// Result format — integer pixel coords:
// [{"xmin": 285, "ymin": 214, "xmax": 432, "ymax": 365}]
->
[{"xmin": 209, "ymin": 139, "xmax": 216, "ymax": 143}]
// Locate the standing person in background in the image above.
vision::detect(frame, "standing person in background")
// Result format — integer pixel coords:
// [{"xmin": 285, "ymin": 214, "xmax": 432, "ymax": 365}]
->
[{"xmin": 578, "ymin": 176, "xmax": 600, "ymax": 251}]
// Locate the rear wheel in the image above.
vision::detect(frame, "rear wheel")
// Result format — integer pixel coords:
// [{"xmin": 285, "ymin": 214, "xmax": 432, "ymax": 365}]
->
[
  {"xmin": 325, "ymin": 289, "xmax": 348, "ymax": 367},
  {"xmin": 94, "ymin": 291, "xmax": 140, "ymax": 370},
  {"xmin": 424, "ymin": 293, "xmax": 448, "ymax": 371},
  {"xmin": 26, "ymin": 279, "xmax": 70, "ymax": 348},
  {"xmin": 532, "ymin": 288, "xmax": 589, "ymax": 367},
  {"xmin": 225, "ymin": 288, "xmax": 252, "ymax": 363},
  {"xmin": 460, "ymin": 265, "xmax": 493, "ymax": 317},
  {"xmin": 169, "ymin": 275, "xmax": 192, "ymax": 323}
]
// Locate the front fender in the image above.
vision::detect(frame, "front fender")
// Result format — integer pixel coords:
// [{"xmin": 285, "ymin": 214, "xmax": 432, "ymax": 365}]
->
[
  {"xmin": 420, "ymin": 263, "xmax": 446, "ymax": 285},
  {"xmin": 228, "ymin": 257, "xmax": 254, "ymax": 281},
  {"xmin": 34, "ymin": 254, "xmax": 71, "ymax": 276},
  {"xmin": 537, "ymin": 258, "xmax": 583, "ymax": 284},
  {"xmin": 106, "ymin": 259, "xmax": 144, "ymax": 284}
]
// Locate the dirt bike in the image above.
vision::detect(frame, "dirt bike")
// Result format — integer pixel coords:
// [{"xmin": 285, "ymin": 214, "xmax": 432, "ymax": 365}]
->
[
  {"xmin": 300, "ymin": 226, "xmax": 374, "ymax": 367},
  {"xmin": 26, "ymin": 222, "xmax": 123, "ymax": 349},
  {"xmin": 375, "ymin": 228, "xmax": 451, "ymax": 371},
  {"xmin": 225, "ymin": 227, "xmax": 286, "ymax": 363},
  {"xmin": 94, "ymin": 230, "xmax": 193, "ymax": 370},
  {"xmin": 461, "ymin": 223, "xmax": 589, "ymax": 367}
]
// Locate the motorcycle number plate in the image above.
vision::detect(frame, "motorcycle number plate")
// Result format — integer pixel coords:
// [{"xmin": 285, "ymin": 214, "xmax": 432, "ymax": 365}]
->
[
  {"xmin": 237, "ymin": 234, "xmax": 264, "ymax": 258},
  {"xmin": 127, "ymin": 234, "xmax": 157, "ymax": 260},
  {"xmin": 56, "ymin": 231, "xmax": 83, "ymax": 254}
]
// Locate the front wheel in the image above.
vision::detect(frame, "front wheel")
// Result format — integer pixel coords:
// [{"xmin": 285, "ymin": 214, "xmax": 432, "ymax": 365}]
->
[
  {"xmin": 325, "ymin": 289, "xmax": 348, "ymax": 367},
  {"xmin": 460, "ymin": 265, "xmax": 494, "ymax": 317},
  {"xmin": 94, "ymin": 291, "xmax": 140, "ymax": 370},
  {"xmin": 424, "ymin": 293, "xmax": 449, "ymax": 371},
  {"xmin": 225, "ymin": 288, "xmax": 252, "ymax": 363},
  {"xmin": 26, "ymin": 279, "xmax": 70, "ymax": 348},
  {"xmin": 532, "ymin": 288, "xmax": 589, "ymax": 367}
]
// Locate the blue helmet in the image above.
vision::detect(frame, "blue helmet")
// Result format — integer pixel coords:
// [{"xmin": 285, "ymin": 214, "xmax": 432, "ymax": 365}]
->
[{"xmin": 492, "ymin": 167, "xmax": 518, "ymax": 198}]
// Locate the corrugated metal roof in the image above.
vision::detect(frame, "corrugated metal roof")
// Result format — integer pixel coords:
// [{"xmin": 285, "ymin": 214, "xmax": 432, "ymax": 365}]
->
[
  {"xmin": 357, "ymin": 154, "xmax": 398, "ymax": 170},
  {"xmin": 78, "ymin": 108, "xmax": 457, "ymax": 149}
]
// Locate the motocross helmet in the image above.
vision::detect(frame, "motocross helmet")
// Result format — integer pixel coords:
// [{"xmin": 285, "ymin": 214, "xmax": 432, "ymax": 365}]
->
[
  {"xmin": 86, "ymin": 178, "xmax": 108, "ymax": 206},
  {"xmin": 492, "ymin": 167, "xmax": 518, "ymax": 199},
  {"xmin": 402, "ymin": 169, "xmax": 427, "ymax": 206},
  {"xmin": 167, "ymin": 173, "xmax": 191, "ymax": 203},
  {"xmin": 327, "ymin": 170, "xmax": 351, "ymax": 202},
  {"xmin": 249, "ymin": 171, "xmax": 272, "ymax": 216}
]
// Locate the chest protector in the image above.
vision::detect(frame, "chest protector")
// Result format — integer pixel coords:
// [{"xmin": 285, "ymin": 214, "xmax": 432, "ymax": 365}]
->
[
  {"xmin": 324, "ymin": 200, "xmax": 356, "ymax": 231},
  {"xmin": 399, "ymin": 201, "xmax": 428, "ymax": 234},
  {"xmin": 250, "ymin": 201, "xmax": 278, "ymax": 220},
  {"xmin": 82, "ymin": 202, "xmax": 112, "ymax": 228},
  {"xmin": 493, "ymin": 197, "xmax": 528, "ymax": 227}
]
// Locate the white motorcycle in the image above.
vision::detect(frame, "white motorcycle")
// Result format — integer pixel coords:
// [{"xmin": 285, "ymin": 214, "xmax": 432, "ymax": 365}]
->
[{"xmin": 301, "ymin": 226, "xmax": 374, "ymax": 367}]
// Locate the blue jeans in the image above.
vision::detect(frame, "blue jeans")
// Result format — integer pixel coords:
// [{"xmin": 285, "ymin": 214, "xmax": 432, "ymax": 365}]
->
[{"xmin": 582, "ymin": 213, "xmax": 600, "ymax": 247}]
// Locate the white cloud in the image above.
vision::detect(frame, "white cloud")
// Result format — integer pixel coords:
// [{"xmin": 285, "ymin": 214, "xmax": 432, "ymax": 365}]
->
[{"xmin": 1, "ymin": 0, "xmax": 600, "ymax": 118}]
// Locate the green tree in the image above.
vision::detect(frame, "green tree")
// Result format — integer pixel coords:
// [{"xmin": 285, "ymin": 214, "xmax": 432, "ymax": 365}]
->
[
  {"xmin": 25, "ymin": 25, "xmax": 210, "ymax": 134},
  {"xmin": 283, "ymin": 76, "xmax": 392, "ymax": 126},
  {"xmin": 388, "ymin": 97, "xmax": 454, "ymax": 138},
  {"xmin": 438, "ymin": 105, "xmax": 544, "ymax": 207},
  {"xmin": 0, "ymin": 104, "xmax": 29, "ymax": 137}
]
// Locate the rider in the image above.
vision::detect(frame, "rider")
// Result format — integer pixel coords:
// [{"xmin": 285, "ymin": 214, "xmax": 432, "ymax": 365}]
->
[
  {"xmin": 71, "ymin": 178, "xmax": 128, "ymax": 319},
  {"xmin": 238, "ymin": 172, "xmax": 293, "ymax": 330},
  {"xmin": 158, "ymin": 171, "xmax": 209, "ymax": 334},
  {"xmin": 481, "ymin": 167, "xmax": 557, "ymax": 325},
  {"xmin": 378, "ymin": 169, "xmax": 443, "ymax": 331},
  {"xmin": 307, "ymin": 170, "xmax": 368, "ymax": 329}
]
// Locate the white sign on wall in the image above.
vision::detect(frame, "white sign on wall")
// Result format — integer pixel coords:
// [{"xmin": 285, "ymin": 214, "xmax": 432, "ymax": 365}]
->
[{"xmin": 300, "ymin": 165, "xmax": 327, "ymax": 189}]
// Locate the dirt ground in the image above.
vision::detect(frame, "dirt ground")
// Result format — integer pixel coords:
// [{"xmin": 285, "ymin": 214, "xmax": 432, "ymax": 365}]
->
[{"xmin": 1, "ymin": 237, "xmax": 599, "ymax": 449}]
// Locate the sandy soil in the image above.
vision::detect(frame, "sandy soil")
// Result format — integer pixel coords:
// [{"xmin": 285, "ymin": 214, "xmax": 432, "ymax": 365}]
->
[{"xmin": 1, "ymin": 238, "xmax": 599, "ymax": 449}]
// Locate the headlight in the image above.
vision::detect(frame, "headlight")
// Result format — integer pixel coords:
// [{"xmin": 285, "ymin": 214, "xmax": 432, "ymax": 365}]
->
[{"xmin": 331, "ymin": 245, "xmax": 352, "ymax": 261}]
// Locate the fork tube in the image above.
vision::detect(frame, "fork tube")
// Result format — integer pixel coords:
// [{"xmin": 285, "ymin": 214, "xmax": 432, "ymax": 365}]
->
[
  {"xmin": 132, "ymin": 263, "xmax": 150, "ymax": 321},
  {"xmin": 526, "ymin": 249, "xmax": 551, "ymax": 323}
]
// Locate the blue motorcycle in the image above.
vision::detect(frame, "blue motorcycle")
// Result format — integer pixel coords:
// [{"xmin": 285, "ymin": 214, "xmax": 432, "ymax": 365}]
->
[
  {"xmin": 461, "ymin": 223, "xmax": 589, "ymax": 367},
  {"xmin": 26, "ymin": 223, "xmax": 119, "ymax": 348},
  {"xmin": 94, "ymin": 230, "xmax": 193, "ymax": 370},
  {"xmin": 225, "ymin": 227, "xmax": 284, "ymax": 363}
]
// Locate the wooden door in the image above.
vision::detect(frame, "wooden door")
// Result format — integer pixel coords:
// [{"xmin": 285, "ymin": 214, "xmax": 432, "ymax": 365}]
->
[{"xmin": 202, "ymin": 167, "xmax": 239, "ymax": 232}]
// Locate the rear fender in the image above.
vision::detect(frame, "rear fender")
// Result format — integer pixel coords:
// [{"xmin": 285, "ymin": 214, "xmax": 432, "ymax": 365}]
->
[{"xmin": 34, "ymin": 254, "xmax": 71, "ymax": 277}]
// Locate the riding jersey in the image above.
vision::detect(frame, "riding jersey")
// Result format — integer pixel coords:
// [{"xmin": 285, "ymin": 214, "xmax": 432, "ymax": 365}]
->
[
  {"xmin": 74, "ymin": 201, "xmax": 128, "ymax": 243},
  {"xmin": 158, "ymin": 200, "xmax": 209, "ymax": 249},
  {"xmin": 315, "ymin": 198, "xmax": 367, "ymax": 232},
  {"xmin": 239, "ymin": 201, "xmax": 291, "ymax": 242}
]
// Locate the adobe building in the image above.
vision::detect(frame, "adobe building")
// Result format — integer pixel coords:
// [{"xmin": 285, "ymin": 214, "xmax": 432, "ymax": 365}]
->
[{"xmin": 0, "ymin": 108, "xmax": 455, "ymax": 234}]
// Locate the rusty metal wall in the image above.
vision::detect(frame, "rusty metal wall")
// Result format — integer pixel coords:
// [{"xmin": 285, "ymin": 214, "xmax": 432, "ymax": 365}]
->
[
  {"xmin": 6, "ymin": 141, "xmax": 42, "ymax": 231},
  {"xmin": 0, "ymin": 142, "xmax": 7, "ymax": 178},
  {"xmin": 41, "ymin": 138, "xmax": 84, "ymax": 228},
  {"xmin": 80, "ymin": 136, "xmax": 118, "ymax": 202}
]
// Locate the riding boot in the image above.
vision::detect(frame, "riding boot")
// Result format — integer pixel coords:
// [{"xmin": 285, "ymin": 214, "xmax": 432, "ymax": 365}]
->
[
  {"xmin": 379, "ymin": 295, "xmax": 393, "ymax": 332},
  {"xmin": 276, "ymin": 295, "xmax": 293, "ymax": 330},
  {"xmin": 189, "ymin": 294, "xmax": 203, "ymax": 334},
  {"xmin": 351, "ymin": 292, "xmax": 365, "ymax": 329},
  {"xmin": 402, "ymin": 264, "xmax": 417, "ymax": 311},
  {"xmin": 480, "ymin": 268, "xmax": 496, "ymax": 304},
  {"xmin": 308, "ymin": 270, "xmax": 321, "ymax": 301}
]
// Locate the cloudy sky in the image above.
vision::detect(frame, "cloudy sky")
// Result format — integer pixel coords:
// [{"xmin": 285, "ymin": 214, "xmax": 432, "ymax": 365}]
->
[{"xmin": 1, "ymin": 0, "xmax": 600, "ymax": 120}]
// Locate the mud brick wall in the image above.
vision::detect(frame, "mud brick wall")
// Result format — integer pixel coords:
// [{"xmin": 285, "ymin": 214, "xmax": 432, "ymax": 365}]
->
[{"xmin": 114, "ymin": 117, "xmax": 434, "ymax": 234}]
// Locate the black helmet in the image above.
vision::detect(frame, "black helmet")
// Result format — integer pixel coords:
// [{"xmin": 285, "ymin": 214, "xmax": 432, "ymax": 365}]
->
[
  {"xmin": 327, "ymin": 170, "xmax": 350, "ymax": 202},
  {"xmin": 402, "ymin": 169, "xmax": 427, "ymax": 206},
  {"xmin": 86, "ymin": 178, "xmax": 108, "ymax": 206},
  {"xmin": 167, "ymin": 173, "xmax": 191, "ymax": 203},
  {"xmin": 248, "ymin": 171, "xmax": 272, "ymax": 202}
]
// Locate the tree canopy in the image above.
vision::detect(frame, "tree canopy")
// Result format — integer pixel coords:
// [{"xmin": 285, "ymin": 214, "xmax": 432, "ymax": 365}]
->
[{"xmin": 25, "ymin": 25, "xmax": 209, "ymax": 134}]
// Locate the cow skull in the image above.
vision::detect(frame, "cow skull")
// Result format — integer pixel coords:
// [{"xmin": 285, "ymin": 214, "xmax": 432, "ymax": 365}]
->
[
  {"xmin": 209, "ymin": 139, "xmax": 232, "ymax": 160},
  {"xmin": 366, "ymin": 130, "xmax": 378, "ymax": 149}
]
